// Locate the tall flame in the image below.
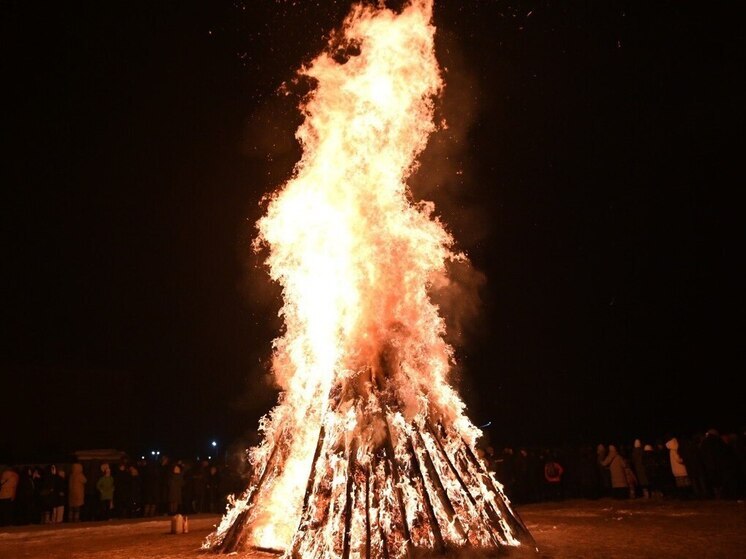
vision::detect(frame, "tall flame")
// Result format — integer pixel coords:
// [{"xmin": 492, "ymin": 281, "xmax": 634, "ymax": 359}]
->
[{"xmin": 206, "ymin": 1, "xmax": 533, "ymax": 557}]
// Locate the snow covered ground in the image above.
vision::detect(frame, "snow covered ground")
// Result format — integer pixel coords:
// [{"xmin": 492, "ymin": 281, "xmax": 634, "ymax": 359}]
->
[{"xmin": 0, "ymin": 498, "xmax": 743, "ymax": 558}]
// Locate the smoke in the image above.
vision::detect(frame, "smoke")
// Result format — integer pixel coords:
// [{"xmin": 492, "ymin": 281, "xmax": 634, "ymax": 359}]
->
[
  {"xmin": 407, "ymin": 26, "xmax": 490, "ymax": 355},
  {"xmin": 234, "ymin": 88, "xmax": 302, "ymax": 397},
  {"xmin": 408, "ymin": 22, "xmax": 488, "ymax": 244}
]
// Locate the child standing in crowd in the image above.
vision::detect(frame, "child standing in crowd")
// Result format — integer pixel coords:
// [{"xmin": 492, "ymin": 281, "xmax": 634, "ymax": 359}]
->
[{"xmin": 96, "ymin": 464, "xmax": 115, "ymax": 520}]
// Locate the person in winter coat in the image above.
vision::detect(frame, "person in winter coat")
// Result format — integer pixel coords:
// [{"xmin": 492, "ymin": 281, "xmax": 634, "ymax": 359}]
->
[
  {"xmin": 129, "ymin": 465, "xmax": 143, "ymax": 517},
  {"xmin": 641, "ymin": 444, "xmax": 661, "ymax": 497},
  {"xmin": 68, "ymin": 463, "xmax": 86, "ymax": 522},
  {"xmin": 600, "ymin": 445, "xmax": 629, "ymax": 499},
  {"xmin": 191, "ymin": 460, "xmax": 209, "ymax": 513},
  {"xmin": 206, "ymin": 465, "xmax": 221, "ymax": 513},
  {"xmin": 577, "ymin": 445, "xmax": 601, "ymax": 499},
  {"xmin": 167, "ymin": 464, "xmax": 184, "ymax": 515},
  {"xmin": 113, "ymin": 463, "xmax": 132, "ymax": 518},
  {"xmin": 680, "ymin": 433, "xmax": 708, "ymax": 499},
  {"xmin": 631, "ymin": 439, "xmax": 650, "ymax": 498},
  {"xmin": 142, "ymin": 459, "xmax": 160, "ymax": 517},
  {"xmin": 96, "ymin": 463, "xmax": 115, "ymax": 519},
  {"xmin": 39, "ymin": 464, "xmax": 58, "ymax": 523},
  {"xmin": 596, "ymin": 444, "xmax": 611, "ymax": 497},
  {"xmin": 700, "ymin": 428, "xmax": 729, "ymax": 499},
  {"xmin": 512, "ymin": 449, "xmax": 531, "ymax": 504},
  {"xmin": 543, "ymin": 453, "xmax": 564, "ymax": 501},
  {"xmin": 665, "ymin": 436, "xmax": 692, "ymax": 498},
  {"xmin": 0, "ymin": 467, "xmax": 20, "ymax": 526},
  {"xmin": 14, "ymin": 467, "xmax": 36, "ymax": 525},
  {"xmin": 52, "ymin": 469, "xmax": 67, "ymax": 523}
]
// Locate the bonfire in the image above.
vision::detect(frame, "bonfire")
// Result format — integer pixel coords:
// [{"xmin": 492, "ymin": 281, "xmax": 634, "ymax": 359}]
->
[{"xmin": 204, "ymin": 1, "xmax": 534, "ymax": 557}]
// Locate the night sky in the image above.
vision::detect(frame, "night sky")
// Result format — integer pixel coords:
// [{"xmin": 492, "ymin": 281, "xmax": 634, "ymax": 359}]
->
[{"xmin": 3, "ymin": 1, "xmax": 741, "ymax": 463}]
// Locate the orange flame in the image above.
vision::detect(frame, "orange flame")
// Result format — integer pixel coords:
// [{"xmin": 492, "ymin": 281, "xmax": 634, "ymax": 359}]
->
[{"xmin": 205, "ymin": 1, "xmax": 533, "ymax": 556}]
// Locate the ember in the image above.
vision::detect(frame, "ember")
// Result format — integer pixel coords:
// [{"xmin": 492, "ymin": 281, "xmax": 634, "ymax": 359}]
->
[{"xmin": 204, "ymin": 1, "xmax": 534, "ymax": 557}]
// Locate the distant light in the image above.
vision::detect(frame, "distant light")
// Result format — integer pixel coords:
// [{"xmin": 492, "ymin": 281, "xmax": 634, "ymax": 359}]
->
[
  {"xmin": 208, "ymin": 456, "xmax": 212, "ymax": 460},
  {"xmin": 151, "ymin": 451, "xmax": 156, "ymax": 456},
  {"xmin": 156, "ymin": 451, "xmax": 160, "ymax": 455},
  {"xmin": 141, "ymin": 456, "xmax": 145, "ymax": 460},
  {"xmin": 211, "ymin": 441, "xmax": 217, "ymax": 447}
]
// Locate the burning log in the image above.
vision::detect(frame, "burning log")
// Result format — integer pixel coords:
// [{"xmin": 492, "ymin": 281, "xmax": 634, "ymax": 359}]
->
[
  {"xmin": 204, "ymin": 1, "xmax": 536, "ymax": 557},
  {"xmin": 412, "ymin": 429, "xmax": 468, "ymax": 544},
  {"xmin": 214, "ymin": 428, "xmax": 287, "ymax": 553}
]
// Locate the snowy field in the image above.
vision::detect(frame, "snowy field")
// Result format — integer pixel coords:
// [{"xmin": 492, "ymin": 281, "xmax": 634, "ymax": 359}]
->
[{"xmin": 0, "ymin": 498, "xmax": 743, "ymax": 558}]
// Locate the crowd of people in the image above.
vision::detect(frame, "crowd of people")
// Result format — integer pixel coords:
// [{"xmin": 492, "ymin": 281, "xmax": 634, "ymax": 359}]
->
[
  {"xmin": 480, "ymin": 428, "xmax": 746, "ymax": 505},
  {"xmin": 1, "ymin": 427, "xmax": 744, "ymax": 528},
  {"xmin": 0, "ymin": 454, "xmax": 247, "ymax": 527}
]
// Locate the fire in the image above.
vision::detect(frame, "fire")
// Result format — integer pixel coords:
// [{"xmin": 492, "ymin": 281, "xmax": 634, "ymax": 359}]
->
[{"xmin": 205, "ymin": 1, "xmax": 534, "ymax": 557}]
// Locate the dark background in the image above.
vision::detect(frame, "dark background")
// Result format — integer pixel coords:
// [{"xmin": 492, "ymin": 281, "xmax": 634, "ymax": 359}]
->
[{"xmin": 2, "ymin": 1, "xmax": 741, "ymax": 463}]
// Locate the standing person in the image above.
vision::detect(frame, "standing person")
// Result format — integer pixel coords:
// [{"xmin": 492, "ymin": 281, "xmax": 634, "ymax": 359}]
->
[
  {"xmin": 206, "ymin": 464, "xmax": 221, "ymax": 513},
  {"xmin": 0, "ymin": 466, "xmax": 20, "ymax": 526},
  {"xmin": 14, "ymin": 467, "xmax": 36, "ymax": 525},
  {"xmin": 167, "ymin": 464, "xmax": 184, "ymax": 515},
  {"xmin": 484, "ymin": 447, "xmax": 498, "ymax": 475},
  {"xmin": 68, "ymin": 463, "xmax": 86, "ymax": 522},
  {"xmin": 52, "ymin": 468, "xmax": 67, "ymax": 523},
  {"xmin": 31, "ymin": 467, "xmax": 43, "ymax": 523},
  {"xmin": 499, "ymin": 448, "xmax": 517, "ymax": 499},
  {"xmin": 114, "ymin": 462, "xmax": 132, "ymax": 518},
  {"xmin": 84, "ymin": 463, "xmax": 99, "ymax": 521},
  {"xmin": 142, "ymin": 459, "xmax": 160, "ymax": 517},
  {"xmin": 191, "ymin": 460, "xmax": 208, "ymax": 514},
  {"xmin": 631, "ymin": 439, "xmax": 650, "ymax": 498},
  {"xmin": 665, "ymin": 436, "xmax": 692, "ymax": 499},
  {"xmin": 700, "ymin": 428, "xmax": 729, "ymax": 499},
  {"xmin": 680, "ymin": 433, "xmax": 708, "ymax": 499},
  {"xmin": 96, "ymin": 463, "xmax": 115, "ymax": 520},
  {"xmin": 622, "ymin": 452, "xmax": 638, "ymax": 499},
  {"xmin": 512, "ymin": 449, "xmax": 530, "ymax": 504},
  {"xmin": 39, "ymin": 465, "xmax": 57, "ymax": 524},
  {"xmin": 181, "ymin": 461, "xmax": 194, "ymax": 515},
  {"xmin": 596, "ymin": 444, "xmax": 611, "ymax": 497},
  {"xmin": 129, "ymin": 465, "xmax": 142, "ymax": 517},
  {"xmin": 577, "ymin": 445, "xmax": 601, "ymax": 499},
  {"xmin": 600, "ymin": 445, "xmax": 629, "ymax": 499},
  {"xmin": 157, "ymin": 455, "xmax": 171, "ymax": 516},
  {"xmin": 527, "ymin": 448, "xmax": 545, "ymax": 503},
  {"xmin": 543, "ymin": 452, "xmax": 564, "ymax": 501}
]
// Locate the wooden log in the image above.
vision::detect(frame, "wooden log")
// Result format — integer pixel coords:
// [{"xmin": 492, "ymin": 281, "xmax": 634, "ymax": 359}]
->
[
  {"xmin": 342, "ymin": 438, "xmax": 359, "ymax": 559},
  {"xmin": 365, "ymin": 467, "xmax": 371, "ymax": 559},
  {"xmin": 425, "ymin": 422, "xmax": 504, "ymax": 548},
  {"xmin": 413, "ymin": 429, "xmax": 468, "ymax": 544},
  {"xmin": 289, "ymin": 422, "xmax": 327, "ymax": 559},
  {"xmin": 217, "ymin": 429, "xmax": 286, "ymax": 553},
  {"xmin": 425, "ymin": 422, "xmax": 477, "ymax": 507},
  {"xmin": 405, "ymin": 434, "xmax": 445, "ymax": 553},
  {"xmin": 381, "ymin": 421, "xmax": 414, "ymax": 559},
  {"xmin": 461, "ymin": 438, "xmax": 535, "ymax": 545},
  {"xmin": 370, "ymin": 456, "xmax": 390, "ymax": 559}
]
